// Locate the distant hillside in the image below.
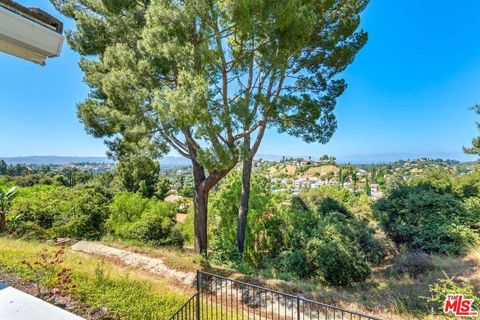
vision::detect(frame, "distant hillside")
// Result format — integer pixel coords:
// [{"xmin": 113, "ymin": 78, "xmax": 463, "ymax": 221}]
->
[
  {"xmin": 1, "ymin": 156, "xmax": 114, "ymax": 165},
  {"xmin": 301, "ymin": 165, "xmax": 339, "ymax": 178},
  {"xmin": 1, "ymin": 152, "xmax": 475, "ymax": 166},
  {"xmin": 0, "ymin": 155, "xmax": 192, "ymax": 167}
]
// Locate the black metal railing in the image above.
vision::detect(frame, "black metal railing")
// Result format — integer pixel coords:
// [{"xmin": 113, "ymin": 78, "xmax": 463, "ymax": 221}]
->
[
  {"xmin": 169, "ymin": 292, "xmax": 199, "ymax": 320},
  {"xmin": 169, "ymin": 271, "xmax": 381, "ymax": 320}
]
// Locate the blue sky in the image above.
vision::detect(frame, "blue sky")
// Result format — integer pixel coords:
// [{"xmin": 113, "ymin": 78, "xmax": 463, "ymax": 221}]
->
[{"xmin": 1, "ymin": 0, "xmax": 479, "ymax": 161}]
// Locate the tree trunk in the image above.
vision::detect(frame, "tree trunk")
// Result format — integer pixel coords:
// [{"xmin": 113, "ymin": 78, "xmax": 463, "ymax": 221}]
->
[
  {"xmin": 192, "ymin": 160, "xmax": 209, "ymax": 256},
  {"xmin": 193, "ymin": 183, "xmax": 209, "ymax": 256},
  {"xmin": 235, "ymin": 156, "xmax": 252, "ymax": 254},
  {"xmin": 235, "ymin": 121, "xmax": 266, "ymax": 255},
  {"xmin": 0, "ymin": 210, "xmax": 5, "ymax": 232}
]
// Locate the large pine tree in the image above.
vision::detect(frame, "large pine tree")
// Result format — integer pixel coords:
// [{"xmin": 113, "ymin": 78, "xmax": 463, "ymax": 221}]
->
[{"xmin": 52, "ymin": 0, "xmax": 368, "ymax": 255}]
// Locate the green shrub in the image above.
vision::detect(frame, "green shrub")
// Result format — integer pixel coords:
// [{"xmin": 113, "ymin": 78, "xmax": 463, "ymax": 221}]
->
[
  {"xmin": 306, "ymin": 236, "xmax": 370, "ymax": 286},
  {"xmin": 107, "ymin": 192, "xmax": 149, "ymax": 237},
  {"xmin": 276, "ymin": 250, "xmax": 310, "ymax": 278},
  {"xmin": 374, "ymin": 183, "xmax": 478, "ymax": 255},
  {"xmin": 108, "ymin": 192, "xmax": 184, "ymax": 247},
  {"xmin": 127, "ymin": 204, "xmax": 184, "ymax": 246},
  {"xmin": 9, "ymin": 186, "xmax": 109, "ymax": 239},
  {"xmin": 302, "ymin": 186, "xmax": 361, "ymax": 211},
  {"xmin": 53, "ymin": 187, "xmax": 110, "ymax": 239},
  {"xmin": 274, "ymin": 205, "xmax": 380, "ymax": 286}
]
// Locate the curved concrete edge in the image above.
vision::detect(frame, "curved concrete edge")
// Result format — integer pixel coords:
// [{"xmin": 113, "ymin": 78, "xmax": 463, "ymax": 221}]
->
[{"xmin": 0, "ymin": 284, "xmax": 84, "ymax": 320}]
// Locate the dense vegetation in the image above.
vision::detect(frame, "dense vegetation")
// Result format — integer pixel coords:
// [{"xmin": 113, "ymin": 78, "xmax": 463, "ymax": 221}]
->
[
  {"xmin": 0, "ymin": 158, "xmax": 479, "ymax": 318},
  {"xmin": 0, "ymin": 160, "xmax": 185, "ymax": 248},
  {"xmin": 209, "ymin": 173, "xmax": 385, "ymax": 285}
]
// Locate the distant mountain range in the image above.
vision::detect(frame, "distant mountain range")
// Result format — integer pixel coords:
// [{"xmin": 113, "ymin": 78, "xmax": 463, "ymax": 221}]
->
[
  {"xmin": 0, "ymin": 152, "xmax": 476, "ymax": 166},
  {"xmin": 0, "ymin": 156, "xmax": 114, "ymax": 165},
  {"xmin": 0, "ymin": 156, "xmax": 190, "ymax": 167}
]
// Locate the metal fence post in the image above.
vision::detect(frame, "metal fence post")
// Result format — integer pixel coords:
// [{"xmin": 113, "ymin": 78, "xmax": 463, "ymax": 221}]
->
[
  {"xmin": 296, "ymin": 295, "xmax": 300, "ymax": 320},
  {"xmin": 196, "ymin": 270, "xmax": 200, "ymax": 320}
]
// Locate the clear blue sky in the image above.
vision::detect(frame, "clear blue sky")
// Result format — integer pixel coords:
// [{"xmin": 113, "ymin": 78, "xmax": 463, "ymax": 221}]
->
[{"xmin": 1, "ymin": 0, "xmax": 479, "ymax": 161}]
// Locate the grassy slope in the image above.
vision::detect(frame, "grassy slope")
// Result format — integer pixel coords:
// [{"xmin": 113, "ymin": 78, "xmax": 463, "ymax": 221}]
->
[
  {"xmin": 0, "ymin": 237, "xmax": 188, "ymax": 319},
  {"xmin": 301, "ymin": 165, "xmax": 340, "ymax": 178}
]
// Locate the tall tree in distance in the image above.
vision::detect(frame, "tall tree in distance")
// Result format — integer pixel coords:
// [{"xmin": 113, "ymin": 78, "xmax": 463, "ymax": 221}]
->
[
  {"xmin": 0, "ymin": 160, "xmax": 7, "ymax": 175},
  {"xmin": 115, "ymin": 156, "xmax": 160, "ymax": 198},
  {"xmin": 464, "ymin": 104, "xmax": 480, "ymax": 155},
  {"xmin": 52, "ymin": 0, "xmax": 368, "ymax": 255}
]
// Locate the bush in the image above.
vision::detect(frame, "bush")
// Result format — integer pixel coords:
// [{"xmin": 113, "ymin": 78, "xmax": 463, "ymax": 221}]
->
[
  {"xmin": 276, "ymin": 250, "xmax": 310, "ymax": 279},
  {"xmin": 374, "ymin": 183, "xmax": 478, "ymax": 255},
  {"xmin": 9, "ymin": 186, "xmax": 109, "ymax": 239},
  {"xmin": 302, "ymin": 186, "xmax": 360, "ymax": 211},
  {"xmin": 275, "ymin": 205, "xmax": 380, "ymax": 286},
  {"xmin": 53, "ymin": 187, "xmax": 110, "ymax": 239},
  {"xmin": 108, "ymin": 192, "xmax": 149, "ymax": 237},
  {"xmin": 306, "ymin": 237, "xmax": 370, "ymax": 286},
  {"xmin": 127, "ymin": 203, "xmax": 184, "ymax": 246},
  {"xmin": 108, "ymin": 193, "xmax": 184, "ymax": 247}
]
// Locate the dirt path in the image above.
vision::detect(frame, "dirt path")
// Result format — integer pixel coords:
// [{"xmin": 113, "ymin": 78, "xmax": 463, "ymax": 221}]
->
[{"xmin": 70, "ymin": 241, "xmax": 196, "ymax": 286}]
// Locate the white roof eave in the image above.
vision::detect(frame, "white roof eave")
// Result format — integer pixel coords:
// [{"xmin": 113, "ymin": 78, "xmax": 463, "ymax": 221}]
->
[{"xmin": 0, "ymin": 5, "xmax": 64, "ymax": 65}]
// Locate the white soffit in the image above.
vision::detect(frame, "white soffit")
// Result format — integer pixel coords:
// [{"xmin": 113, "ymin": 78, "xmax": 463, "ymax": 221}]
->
[{"xmin": 0, "ymin": 4, "xmax": 64, "ymax": 65}]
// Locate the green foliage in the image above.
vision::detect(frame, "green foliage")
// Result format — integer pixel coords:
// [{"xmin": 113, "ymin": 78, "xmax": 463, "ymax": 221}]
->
[
  {"xmin": 9, "ymin": 186, "xmax": 109, "ymax": 239},
  {"xmin": 114, "ymin": 156, "xmax": 160, "ymax": 198},
  {"xmin": 0, "ymin": 160, "xmax": 7, "ymax": 175},
  {"xmin": 108, "ymin": 192, "xmax": 149, "ymax": 237},
  {"xmin": 306, "ymin": 235, "xmax": 370, "ymax": 286},
  {"xmin": 425, "ymin": 274, "xmax": 479, "ymax": 314},
  {"xmin": 210, "ymin": 179, "xmax": 383, "ymax": 285},
  {"xmin": 108, "ymin": 192, "xmax": 183, "ymax": 247},
  {"xmin": 127, "ymin": 202, "xmax": 184, "ymax": 246},
  {"xmin": 278, "ymin": 205, "xmax": 379, "ymax": 285},
  {"xmin": 0, "ymin": 186, "xmax": 19, "ymax": 211},
  {"xmin": 454, "ymin": 167, "xmax": 480, "ymax": 198},
  {"xmin": 53, "ymin": 0, "xmax": 368, "ymax": 166},
  {"xmin": 52, "ymin": 0, "xmax": 369, "ymax": 255},
  {"xmin": 375, "ymin": 182, "xmax": 479, "ymax": 255},
  {"xmin": 302, "ymin": 185, "xmax": 362, "ymax": 212},
  {"xmin": 155, "ymin": 176, "xmax": 171, "ymax": 200},
  {"xmin": 0, "ymin": 185, "xmax": 20, "ymax": 231},
  {"xmin": 210, "ymin": 172, "xmax": 283, "ymax": 267},
  {"xmin": 409, "ymin": 168, "xmax": 454, "ymax": 193}
]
